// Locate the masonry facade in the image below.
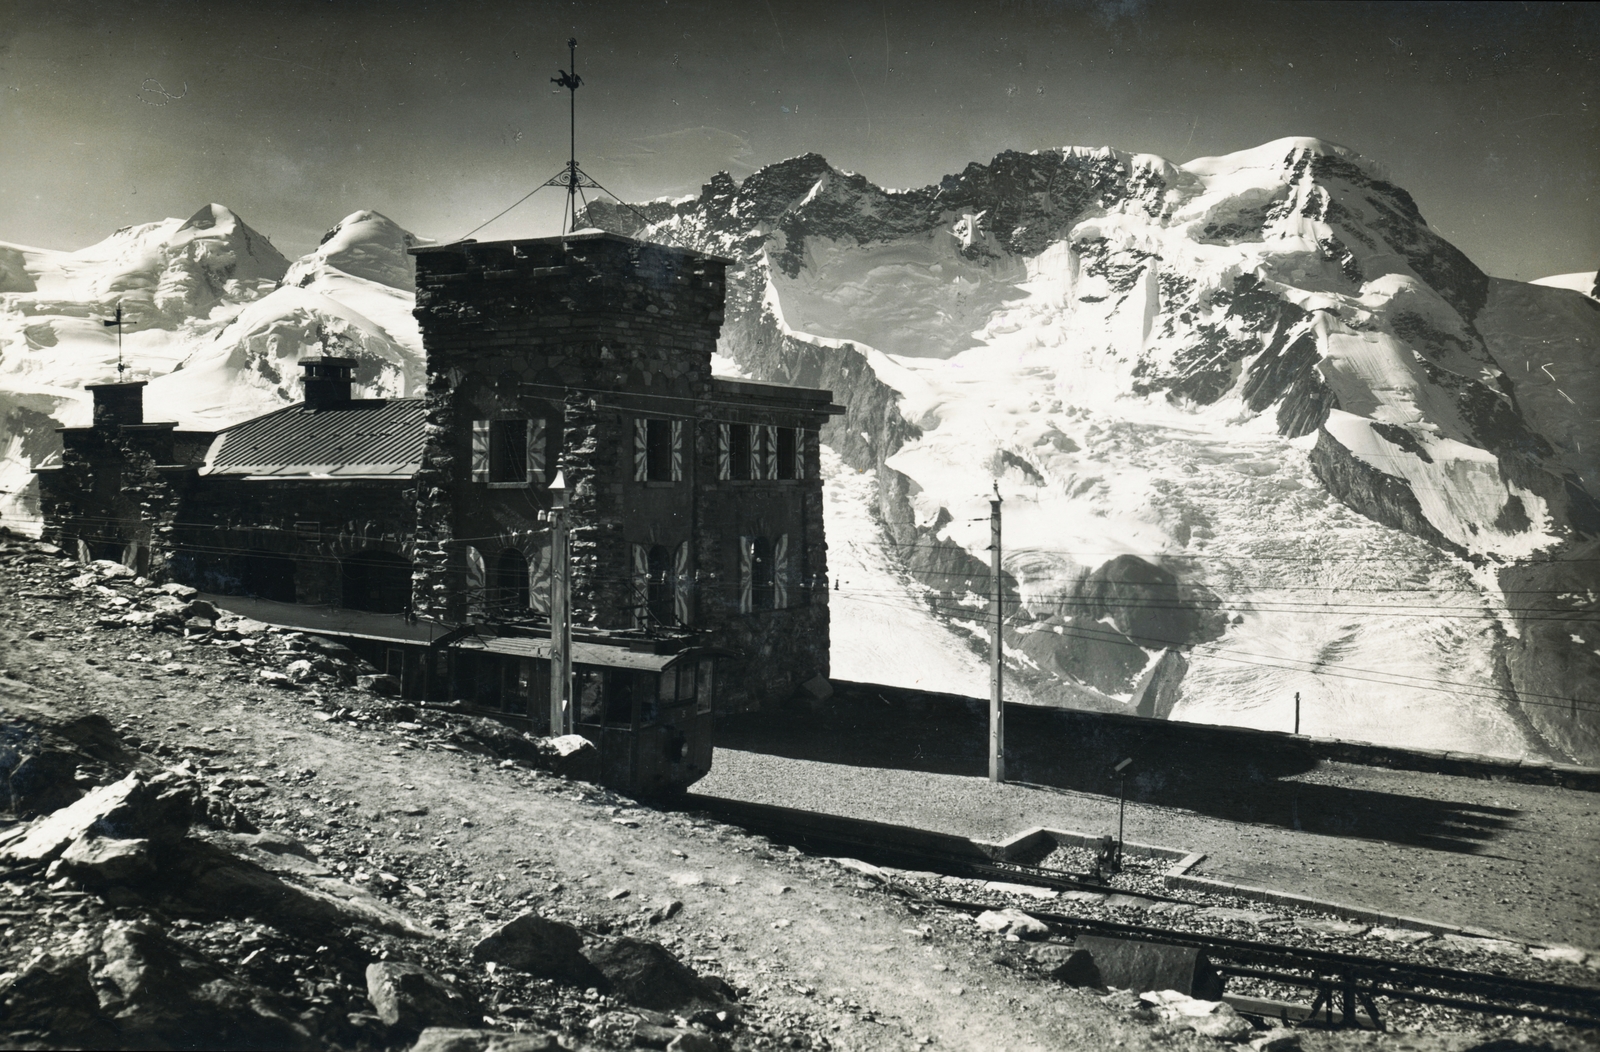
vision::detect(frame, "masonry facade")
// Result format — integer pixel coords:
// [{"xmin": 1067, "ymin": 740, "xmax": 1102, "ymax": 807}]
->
[{"xmin": 37, "ymin": 232, "xmax": 841, "ymax": 721}]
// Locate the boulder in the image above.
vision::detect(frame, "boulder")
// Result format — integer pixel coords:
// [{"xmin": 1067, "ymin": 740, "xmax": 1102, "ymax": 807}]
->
[
  {"xmin": 197, "ymin": 788, "xmax": 259, "ymax": 833},
  {"xmin": 366, "ymin": 961, "xmax": 483, "ymax": 1033},
  {"xmin": 305, "ymin": 635, "xmax": 358, "ymax": 661},
  {"xmin": 1, "ymin": 771, "xmax": 193, "ymax": 864},
  {"xmin": 408, "ymin": 1029, "xmax": 566, "ymax": 1052},
  {"xmin": 96, "ymin": 919, "xmax": 310, "ymax": 1049},
  {"xmin": 159, "ymin": 583, "xmax": 199, "ymax": 599},
  {"xmin": 182, "ymin": 598, "xmax": 220, "ymax": 621},
  {"xmin": 583, "ymin": 937, "xmax": 724, "ymax": 1012},
  {"xmin": 472, "ymin": 912, "xmax": 595, "ymax": 982},
  {"xmin": 233, "ymin": 830, "xmax": 318, "ymax": 860},
  {"xmin": 0, "ymin": 953, "xmax": 118, "ymax": 1048},
  {"xmin": 170, "ymin": 837, "xmax": 433, "ymax": 938},
  {"xmin": 285, "ymin": 658, "xmax": 317, "ymax": 683},
  {"xmin": 6, "ymin": 749, "xmax": 82, "ymax": 815},
  {"xmin": 1034, "ymin": 945, "xmax": 1102, "ymax": 986},
  {"xmin": 257, "ymin": 669, "xmax": 296, "ymax": 688},
  {"xmin": 453, "ymin": 717, "xmax": 543, "ymax": 762},
  {"xmin": 591, "ymin": 1009, "xmax": 719, "ymax": 1050},
  {"xmin": 57, "ymin": 835, "xmax": 155, "ymax": 884},
  {"xmin": 974, "ymin": 908, "xmax": 1050, "ymax": 940},
  {"xmin": 537, "ymin": 734, "xmax": 599, "ymax": 781},
  {"xmin": 358, "ymin": 673, "xmax": 402, "ymax": 696},
  {"xmin": 1139, "ymin": 990, "xmax": 1251, "ymax": 1041},
  {"xmin": 146, "ymin": 594, "xmax": 188, "ymax": 615},
  {"xmin": 1250, "ymin": 1028, "xmax": 1302, "ymax": 1052}
]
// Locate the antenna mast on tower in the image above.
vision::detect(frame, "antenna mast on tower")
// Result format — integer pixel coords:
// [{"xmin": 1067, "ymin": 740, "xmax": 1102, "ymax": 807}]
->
[{"xmin": 544, "ymin": 37, "xmax": 601, "ymax": 234}]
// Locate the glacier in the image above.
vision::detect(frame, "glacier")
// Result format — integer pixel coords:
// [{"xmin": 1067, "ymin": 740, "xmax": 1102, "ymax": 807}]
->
[
  {"xmin": 581, "ymin": 137, "xmax": 1600, "ymax": 763},
  {"xmin": 2, "ymin": 137, "xmax": 1595, "ymax": 764}
]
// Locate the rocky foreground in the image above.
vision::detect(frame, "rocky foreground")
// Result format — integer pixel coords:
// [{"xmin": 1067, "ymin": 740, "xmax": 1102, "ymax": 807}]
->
[{"xmin": 0, "ymin": 531, "xmax": 1591, "ymax": 1051}]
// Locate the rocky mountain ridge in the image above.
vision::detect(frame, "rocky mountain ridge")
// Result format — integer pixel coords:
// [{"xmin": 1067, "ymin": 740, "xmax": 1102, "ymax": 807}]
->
[{"xmin": 583, "ymin": 137, "xmax": 1600, "ymax": 762}]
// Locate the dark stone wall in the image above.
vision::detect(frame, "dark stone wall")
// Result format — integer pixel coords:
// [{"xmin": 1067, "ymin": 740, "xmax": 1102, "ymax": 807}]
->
[
  {"xmin": 171, "ymin": 478, "xmax": 418, "ymax": 603},
  {"xmin": 410, "ymin": 235, "xmax": 726, "ymax": 627},
  {"xmin": 692, "ymin": 421, "xmax": 830, "ymax": 711},
  {"xmin": 38, "ymin": 425, "xmax": 193, "ymax": 577},
  {"xmin": 411, "ymin": 234, "xmax": 832, "ymax": 711}
]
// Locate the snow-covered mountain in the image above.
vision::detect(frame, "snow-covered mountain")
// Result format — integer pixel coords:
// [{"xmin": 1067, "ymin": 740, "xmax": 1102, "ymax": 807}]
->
[
  {"xmin": 3, "ymin": 143, "xmax": 1593, "ymax": 763},
  {"xmin": 583, "ymin": 137, "xmax": 1600, "ymax": 763},
  {"xmin": 0, "ymin": 207, "xmax": 425, "ymax": 528}
]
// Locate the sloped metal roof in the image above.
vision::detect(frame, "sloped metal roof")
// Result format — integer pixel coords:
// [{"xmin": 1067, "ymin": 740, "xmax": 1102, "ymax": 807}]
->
[{"xmin": 202, "ymin": 398, "xmax": 426, "ymax": 478}]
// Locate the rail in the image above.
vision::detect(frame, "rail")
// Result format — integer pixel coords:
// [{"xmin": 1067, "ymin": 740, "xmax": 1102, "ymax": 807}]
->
[{"xmin": 684, "ymin": 794, "xmax": 1600, "ymax": 1030}]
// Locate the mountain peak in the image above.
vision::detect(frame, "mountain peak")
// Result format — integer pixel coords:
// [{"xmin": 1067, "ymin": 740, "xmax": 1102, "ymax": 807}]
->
[{"xmin": 285, "ymin": 209, "xmax": 422, "ymax": 292}]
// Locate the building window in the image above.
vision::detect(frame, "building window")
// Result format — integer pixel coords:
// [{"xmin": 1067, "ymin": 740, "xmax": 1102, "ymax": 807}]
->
[
  {"xmin": 720, "ymin": 423, "xmax": 806, "ymax": 481},
  {"xmin": 492, "ymin": 548, "xmax": 530, "ymax": 614},
  {"xmin": 777, "ymin": 427, "xmax": 798, "ymax": 480},
  {"xmin": 739, "ymin": 533, "xmax": 796, "ymax": 613},
  {"xmin": 633, "ymin": 417, "xmax": 683, "ymax": 482},
  {"xmin": 472, "ymin": 418, "xmax": 548, "ymax": 485},
  {"xmin": 632, "ymin": 540, "xmax": 691, "ymax": 628},
  {"xmin": 647, "ymin": 544, "xmax": 673, "ymax": 625},
  {"xmin": 751, "ymin": 537, "xmax": 774, "ymax": 610},
  {"xmin": 490, "ymin": 420, "xmax": 527, "ymax": 482},
  {"xmin": 725, "ymin": 424, "xmax": 752, "ymax": 480}
]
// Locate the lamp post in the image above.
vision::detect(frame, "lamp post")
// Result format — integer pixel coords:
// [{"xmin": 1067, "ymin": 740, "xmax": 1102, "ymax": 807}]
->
[
  {"xmin": 1113, "ymin": 757, "xmax": 1132, "ymax": 873},
  {"xmin": 548, "ymin": 471, "xmax": 572, "ymax": 736}
]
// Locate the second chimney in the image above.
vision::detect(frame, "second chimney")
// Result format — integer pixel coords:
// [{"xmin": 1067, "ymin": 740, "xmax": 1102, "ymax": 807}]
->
[{"xmin": 301, "ymin": 356, "xmax": 358, "ymax": 411}]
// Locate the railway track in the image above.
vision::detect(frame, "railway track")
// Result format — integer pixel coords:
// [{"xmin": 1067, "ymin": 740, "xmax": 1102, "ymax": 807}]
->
[{"xmin": 684, "ymin": 794, "xmax": 1600, "ymax": 1031}]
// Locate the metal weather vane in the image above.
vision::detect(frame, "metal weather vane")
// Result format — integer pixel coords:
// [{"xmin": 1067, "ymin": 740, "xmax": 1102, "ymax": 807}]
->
[
  {"xmin": 454, "ymin": 37, "xmax": 661, "ymax": 243},
  {"xmin": 103, "ymin": 305, "xmax": 127, "ymax": 380},
  {"xmin": 543, "ymin": 37, "xmax": 602, "ymax": 234}
]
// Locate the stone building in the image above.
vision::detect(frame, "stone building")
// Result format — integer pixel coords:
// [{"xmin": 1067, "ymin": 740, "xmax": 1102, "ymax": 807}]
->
[{"xmin": 37, "ymin": 233, "xmax": 842, "ymax": 742}]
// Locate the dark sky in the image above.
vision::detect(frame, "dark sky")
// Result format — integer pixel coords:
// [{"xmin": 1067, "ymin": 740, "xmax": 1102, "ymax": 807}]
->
[{"xmin": 1, "ymin": 0, "xmax": 1595, "ymax": 280}]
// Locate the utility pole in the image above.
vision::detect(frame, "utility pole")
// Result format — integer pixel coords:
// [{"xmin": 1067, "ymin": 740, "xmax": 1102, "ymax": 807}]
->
[
  {"xmin": 989, "ymin": 484, "xmax": 1004, "ymax": 783},
  {"xmin": 548, "ymin": 471, "xmax": 573, "ymax": 735}
]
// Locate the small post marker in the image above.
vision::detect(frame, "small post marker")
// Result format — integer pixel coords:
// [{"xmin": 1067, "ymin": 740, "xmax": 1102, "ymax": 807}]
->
[
  {"xmin": 1294, "ymin": 691, "xmax": 1301, "ymax": 735},
  {"xmin": 1113, "ymin": 757, "xmax": 1132, "ymax": 873}
]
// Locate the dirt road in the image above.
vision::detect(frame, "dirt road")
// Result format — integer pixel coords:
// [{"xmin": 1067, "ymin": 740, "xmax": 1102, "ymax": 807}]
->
[{"xmin": 0, "ymin": 538, "xmax": 1588, "ymax": 1051}]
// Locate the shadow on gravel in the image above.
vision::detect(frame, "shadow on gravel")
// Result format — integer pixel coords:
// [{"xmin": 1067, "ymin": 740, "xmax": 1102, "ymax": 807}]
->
[{"xmin": 716, "ymin": 686, "xmax": 1519, "ymax": 854}]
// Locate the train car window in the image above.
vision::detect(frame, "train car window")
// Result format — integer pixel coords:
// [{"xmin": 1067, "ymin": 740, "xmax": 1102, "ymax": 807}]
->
[
  {"xmin": 657, "ymin": 669, "xmax": 677, "ymax": 706},
  {"xmin": 639, "ymin": 672, "xmax": 659, "ymax": 726},
  {"xmin": 696, "ymin": 658, "xmax": 714, "ymax": 714},
  {"xmin": 576, "ymin": 668, "xmax": 605, "ymax": 723},
  {"xmin": 605, "ymin": 671, "xmax": 635, "ymax": 726},
  {"xmin": 677, "ymin": 663, "xmax": 697, "ymax": 703}
]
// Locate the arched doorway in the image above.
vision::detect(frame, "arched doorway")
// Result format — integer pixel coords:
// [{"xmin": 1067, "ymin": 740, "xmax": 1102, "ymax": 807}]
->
[{"xmin": 341, "ymin": 550, "xmax": 413, "ymax": 613}]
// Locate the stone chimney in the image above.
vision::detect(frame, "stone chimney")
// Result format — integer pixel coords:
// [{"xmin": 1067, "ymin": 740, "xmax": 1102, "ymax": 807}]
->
[
  {"xmin": 85, "ymin": 381, "xmax": 147, "ymax": 430},
  {"xmin": 301, "ymin": 356, "xmax": 358, "ymax": 411}
]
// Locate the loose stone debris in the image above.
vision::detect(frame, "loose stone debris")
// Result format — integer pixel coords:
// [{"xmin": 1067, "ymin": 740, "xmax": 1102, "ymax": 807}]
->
[{"xmin": 1, "ymin": 533, "xmax": 1596, "ymax": 1051}]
